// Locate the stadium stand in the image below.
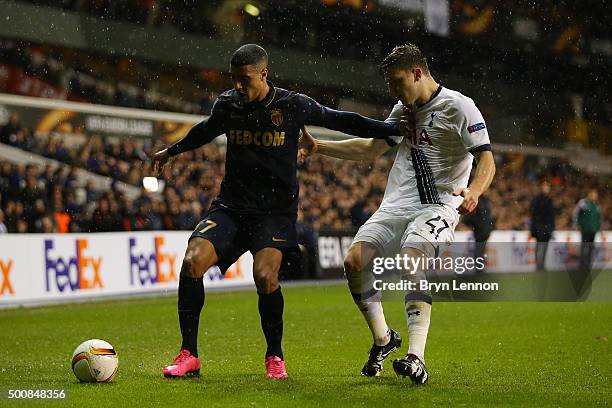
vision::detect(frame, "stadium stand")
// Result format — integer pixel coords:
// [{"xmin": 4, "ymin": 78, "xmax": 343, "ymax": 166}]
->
[
  {"xmin": 0, "ymin": 2, "xmax": 608, "ymax": 282},
  {"xmin": 1, "ymin": 112, "xmax": 609, "ymax": 236}
]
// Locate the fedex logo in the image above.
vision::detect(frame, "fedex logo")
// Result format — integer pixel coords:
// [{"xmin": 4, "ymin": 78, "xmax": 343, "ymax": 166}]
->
[
  {"xmin": 129, "ymin": 236, "xmax": 177, "ymax": 286},
  {"xmin": 0, "ymin": 259, "xmax": 14, "ymax": 296},
  {"xmin": 45, "ymin": 239, "xmax": 103, "ymax": 292},
  {"xmin": 205, "ymin": 258, "xmax": 245, "ymax": 281}
]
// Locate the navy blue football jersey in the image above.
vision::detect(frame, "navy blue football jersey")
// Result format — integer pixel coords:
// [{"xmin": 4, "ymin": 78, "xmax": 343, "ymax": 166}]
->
[{"xmin": 168, "ymin": 83, "xmax": 399, "ymax": 215}]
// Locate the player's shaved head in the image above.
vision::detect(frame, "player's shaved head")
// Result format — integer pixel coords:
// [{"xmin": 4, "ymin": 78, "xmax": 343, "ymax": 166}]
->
[
  {"xmin": 230, "ymin": 44, "xmax": 268, "ymax": 69},
  {"xmin": 379, "ymin": 43, "xmax": 429, "ymax": 74}
]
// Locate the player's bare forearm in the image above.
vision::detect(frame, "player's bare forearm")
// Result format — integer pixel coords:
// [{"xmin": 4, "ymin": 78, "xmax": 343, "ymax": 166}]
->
[
  {"xmin": 453, "ymin": 150, "xmax": 495, "ymax": 214},
  {"xmin": 151, "ymin": 148, "xmax": 172, "ymax": 176},
  {"xmin": 469, "ymin": 151, "xmax": 495, "ymax": 195},
  {"xmin": 316, "ymin": 138, "xmax": 390, "ymax": 161}
]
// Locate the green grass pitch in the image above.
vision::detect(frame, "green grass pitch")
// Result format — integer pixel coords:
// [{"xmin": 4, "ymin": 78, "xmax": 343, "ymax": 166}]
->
[{"xmin": 0, "ymin": 283, "xmax": 610, "ymax": 407}]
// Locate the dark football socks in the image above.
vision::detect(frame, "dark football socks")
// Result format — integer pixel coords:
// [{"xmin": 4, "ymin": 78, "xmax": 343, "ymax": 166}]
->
[
  {"xmin": 178, "ymin": 275, "xmax": 205, "ymax": 357},
  {"xmin": 258, "ymin": 287, "xmax": 284, "ymax": 359}
]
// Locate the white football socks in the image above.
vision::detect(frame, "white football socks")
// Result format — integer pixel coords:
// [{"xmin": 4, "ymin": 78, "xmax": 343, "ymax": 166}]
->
[
  {"xmin": 354, "ymin": 299, "xmax": 390, "ymax": 346},
  {"xmin": 405, "ymin": 300, "xmax": 431, "ymax": 362}
]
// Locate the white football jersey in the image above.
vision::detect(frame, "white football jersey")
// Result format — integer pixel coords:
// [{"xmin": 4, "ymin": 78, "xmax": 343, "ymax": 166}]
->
[{"xmin": 380, "ymin": 86, "xmax": 490, "ymax": 213}]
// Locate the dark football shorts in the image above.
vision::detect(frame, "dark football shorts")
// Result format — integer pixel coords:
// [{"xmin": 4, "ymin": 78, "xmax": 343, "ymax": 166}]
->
[{"xmin": 189, "ymin": 203, "xmax": 298, "ymax": 273}]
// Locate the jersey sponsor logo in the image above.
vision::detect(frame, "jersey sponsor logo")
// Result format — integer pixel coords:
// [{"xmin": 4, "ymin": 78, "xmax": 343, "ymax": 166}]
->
[
  {"xmin": 0, "ymin": 259, "xmax": 14, "ymax": 296},
  {"xmin": 410, "ymin": 129, "xmax": 433, "ymax": 146},
  {"xmin": 228, "ymin": 130, "xmax": 286, "ymax": 146},
  {"xmin": 129, "ymin": 236, "xmax": 177, "ymax": 286},
  {"xmin": 272, "ymin": 236, "xmax": 286, "ymax": 242},
  {"xmin": 45, "ymin": 238, "xmax": 103, "ymax": 293},
  {"xmin": 467, "ymin": 122, "xmax": 486, "ymax": 133},
  {"xmin": 271, "ymin": 109, "xmax": 283, "ymax": 127}
]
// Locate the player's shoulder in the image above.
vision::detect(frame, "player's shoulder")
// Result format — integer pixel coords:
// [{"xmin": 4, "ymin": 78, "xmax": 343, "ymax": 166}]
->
[
  {"xmin": 438, "ymin": 87, "xmax": 476, "ymax": 109},
  {"xmin": 274, "ymin": 88, "xmax": 320, "ymax": 109},
  {"xmin": 211, "ymin": 89, "xmax": 239, "ymax": 112},
  {"xmin": 271, "ymin": 86, "xmax": 294, "ymax": 99},
  {"xmin": 275, "ymin": 87, "xmax": 307, "ymax": 102},
  {"xmin": 437, "ymin": 87, "xmax": 481, "ymax": 119}
]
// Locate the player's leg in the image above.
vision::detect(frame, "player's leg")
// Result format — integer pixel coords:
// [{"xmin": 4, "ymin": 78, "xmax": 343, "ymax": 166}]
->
[
  {"xmin": 249, "ymin": 214, "xmax": 297, "ymax": 378},
  {"xmin": 345, "ymin": 242, "xmax": 403, "ymax": 377},
  {"xmin": 393, "ymin": 205, "xmax": 459, "ymax": 384},
  {"xmin": 391, "ymin": 243, "xmax": 431, "ymax": 385},
  {"xmin": 345, "ymin": 242, "xmax": 389, "ymax": 345},
  {"xmin": 164, "ymin": 207, "xmax": 238, "ymax": 378},
  {"xmin": 392, "ymin": 244, "xmax": 432, "ymax": 384},
  {"xmin": 252, "ymin": 247, "xmax": 287, "ymax": 377},
  {"xmin": 348, "ymin": 211, "xmax": 407, "ymax": 376},
  {"xmin": 177, "ymin": 238, "xmax": 218, "ymax": 358},
  {"xmin": 163, "ymin": 237, "xmax": 218, "ymax": 378}
]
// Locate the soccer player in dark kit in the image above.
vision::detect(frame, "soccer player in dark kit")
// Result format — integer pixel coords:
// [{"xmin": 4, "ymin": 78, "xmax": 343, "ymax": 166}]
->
[{"xmin": 151, "ymin": 44, "xmax": 404, "ymax": 379}]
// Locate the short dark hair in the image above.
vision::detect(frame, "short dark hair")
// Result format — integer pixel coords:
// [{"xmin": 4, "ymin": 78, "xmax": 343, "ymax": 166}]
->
[
  {"xmin": 230, "ymin": 44, "xmax": 268, "ymax": 67},
  {"xmin": 379, "ymin": 43, "xmax": 429, "ymax": 74}
]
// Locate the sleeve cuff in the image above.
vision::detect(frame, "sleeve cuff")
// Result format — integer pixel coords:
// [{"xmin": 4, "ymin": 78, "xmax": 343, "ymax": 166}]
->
[
  {"xmin": 167, "ymin": 145, "xmax": 180, "ymax": 156},
  {"xmin": 385, "ymin": 137, "xmax": 398, "ymax": 147},
  {"xmin": 469, "ymin": 144, "xmax": 492, "ymax": 153}
]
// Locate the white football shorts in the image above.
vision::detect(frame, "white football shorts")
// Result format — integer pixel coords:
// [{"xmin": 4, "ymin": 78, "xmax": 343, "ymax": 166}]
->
[{"xmin": 352, "ymin": 204, "xmax": 460, "ymax": 258}]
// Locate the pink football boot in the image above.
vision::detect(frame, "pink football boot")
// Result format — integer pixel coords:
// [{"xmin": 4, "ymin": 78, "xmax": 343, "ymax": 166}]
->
[
  {"xmin": 265, "ymin": 356, "xmax": 288, "ymax": 379},
  {"xmin": 163, "ymin": 349, "xmax": 201, "ymax": 378}
]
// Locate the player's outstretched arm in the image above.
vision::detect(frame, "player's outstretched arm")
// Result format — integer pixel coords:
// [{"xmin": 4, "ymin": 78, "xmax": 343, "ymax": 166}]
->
[
  {"xmin": 318, "ymin": 106, "xmax": 401, "ymax": 138},
  {"xmin": 150, "ymin": 107, "xmax": 224, "ymax": 176},
  {"xmin": 299, "ymin": 94, "xmax": 404, "ymax": 139},
  {"xmin": 454, "ymin": 150, "xmax": 495, "ymax": 214},
  {"xmin": 298, "ymin": 126, "xmax": 390, "ymax": 163}
]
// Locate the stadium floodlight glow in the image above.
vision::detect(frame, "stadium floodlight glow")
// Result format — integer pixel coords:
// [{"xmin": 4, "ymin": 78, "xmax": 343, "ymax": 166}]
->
[
  {"xmin": 244, "ymin": 3, "xmax": 260, "ymax": 17},
  {"xmin": 142, "ymin": 177, "xmax": 160, "ymax": 193}
]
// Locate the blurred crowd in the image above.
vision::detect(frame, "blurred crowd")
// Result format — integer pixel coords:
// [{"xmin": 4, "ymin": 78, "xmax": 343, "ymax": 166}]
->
[
  {"xmin": 21, "ymin": 1, "xmax": 610, "ymax": 63},
  {"xmin": 0, "ymin": 40, "xmax": 204, "ymax": 114},
  {"xmin": 0, "ymin": 40, "xmax": 343, "ymax": 117},
  {"xmin": 1, "ymin": 114, "xmax": 609, "ymax": 235},
  {"xmin": 4, "ymin": 0, "xmax": 611, "ymax": 128},
  {"xmin": 478, "ymin": 153, "xmax": 609, "ymax": 231}
]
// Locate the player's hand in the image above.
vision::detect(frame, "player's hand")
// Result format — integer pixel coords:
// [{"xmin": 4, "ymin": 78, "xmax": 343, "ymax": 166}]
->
[
  {"xmin": 453, "ymin": 187, "xmax": 480, "ymax": 215},
  {"xmin": 151, "ymin": 148, "xmax": 172, "ymax": 176},
  {"xmin": 398, "ymin": 104, "xmax": 416, "ymax": 138},
  {"xmin": 298, "ymin": 126, "xmax": 317, "ymax": 165}
]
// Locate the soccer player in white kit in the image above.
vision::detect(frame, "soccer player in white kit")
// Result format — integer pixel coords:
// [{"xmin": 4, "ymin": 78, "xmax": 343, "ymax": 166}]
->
[{"xmin": 299, "ymin": 43, "xmax": 495, "ymax": 384}]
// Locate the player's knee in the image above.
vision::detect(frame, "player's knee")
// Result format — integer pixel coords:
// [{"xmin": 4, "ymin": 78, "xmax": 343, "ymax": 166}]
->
[
  {"xmin": 180, "ymin": 251, "xmax": 204, "ymax": 278},
  {"xmin": 180, "ymin": 241, "xmax": 215, "ymax": 278},
  {"xmin": 343, "ymin": 250, "xmax": 362, "ymax": 275},
  {"xmin": 252, "ymin": 249, "xmax": 281, "ymax": 292},
  {"xmin": 344, "ymin": 252, "xmax": 366, "ymax": 294},
  {"xmin": 181, "ymin": 248, "xmax": 210, "ymax": 278},
  {"xmin": 253, "ymin": 265, "xmax": 279, "ymax": 292}
]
